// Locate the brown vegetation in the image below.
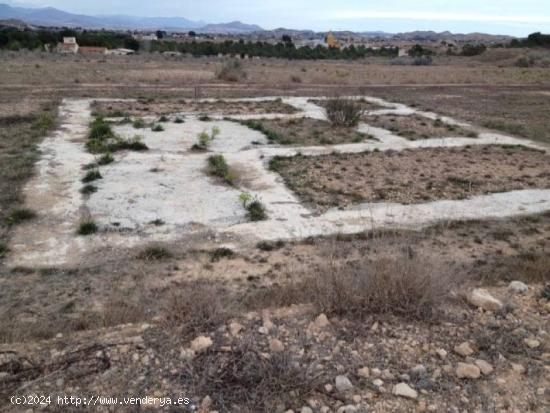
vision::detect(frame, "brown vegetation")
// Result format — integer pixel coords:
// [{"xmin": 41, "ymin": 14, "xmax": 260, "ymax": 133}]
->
[
  {"xmin": 362, "ymin": 114, "xmax": 478, "ymax": 140},
  {"xmin": 270, "ymin": 145, "xmax": 550, "ymax": 210}
]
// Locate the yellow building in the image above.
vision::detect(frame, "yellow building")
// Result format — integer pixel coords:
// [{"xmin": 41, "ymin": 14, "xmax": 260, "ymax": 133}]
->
[{"xmin": 326, "ymin": 31, "xmax": 341, "ymax": 49}]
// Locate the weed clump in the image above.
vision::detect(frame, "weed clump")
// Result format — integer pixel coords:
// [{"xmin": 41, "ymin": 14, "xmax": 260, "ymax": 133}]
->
[
  {"xmin": 207, "ymin": 154, "xmax": 235, "ymax": 185},
  {"xmin": 97, "ymin": 153, "xmax": 114, "ymax": 165},
  {"xmin": 87, "ymin": 131, "xmax": 148, "ymax": 153},
  {"xmin": 307, "ymin": 255, "xmax": 452, "ymax": 321},
  {"xmin": 174, "ymin": 117, "xmax": 185, "ymax": 124},
  {"xmin": 239, "ymin": 192, "xmax": 267, "ymax": 221},
  {"xmin": 89, "ymin": 117, "xmax": 115, "ymax": 141},
  {"xmin": 115, "ymin": 136, "xmax": 148, "ymax": 151},
  {"xmin": 164, "ymin": 282, "xmax": 231, "ymax": 336},
  {"xmin": 151, "ymin": 124, "xmax": 164, "ymax": 132},
  {"xmin": 216, "ymin": 59, "xmax": 247, "ymax": 82},
  {"xmin": 192, "ymin": 127, "xmax": 220, "ymax": 151},
  {"xmin": 80, "ymin": 184, "xmax": 98, "ymax": 195},
  {"xmin": 0, "ymin": 243, "xmax": 8, "ymax": 258},
  {"xmin": 325, "ymin": 98, "xmax": 362, "ymax": 127},
  {"xmin": 82, "ymin": 169, "xmax": 102, "ymax": 183},
  {"xmin": 257, "ymin": 240, "xmax": 285, "ymax": 251},
  {"xmin": 241, "ymin": 120, "xmax": 280, "ymax": 141},
  {"xmin": 138, "ymin": 245, "xmax": 173, "ymax": 260},
  {"xmin": 210, "ymin": 247, "xmax": 235, "ymax": 262},
  {"xmin": 5, "ymin": 208, "xmax": 36, "ymax": 226},
  {"xmin": 184, "ymin": 337, "xmax": 323, "ymax": 412},
  {"xmin": 77, "ymin": 220, "xmax": 98, "ymax": 236},
  {"xmin": 132, "ymin": 117, "xmax": 145, "ymax": 129},
  {"xmin": 31, "ymin": 114, "xmax": 55, "ymax": 135}
]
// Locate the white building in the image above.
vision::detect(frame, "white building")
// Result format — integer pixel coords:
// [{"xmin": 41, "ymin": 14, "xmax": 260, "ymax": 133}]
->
[{"xmin": 56, "ymin": 37, "xmax": 79, "ymax": 54}]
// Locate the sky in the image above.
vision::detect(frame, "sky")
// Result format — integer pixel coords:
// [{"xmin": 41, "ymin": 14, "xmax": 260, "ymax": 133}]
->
[{"xmin": 7, "ymin": 0, "xmax": 550, "ymax": 36}]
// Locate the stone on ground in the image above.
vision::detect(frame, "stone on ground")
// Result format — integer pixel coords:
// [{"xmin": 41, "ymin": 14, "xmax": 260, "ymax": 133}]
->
[
  {"xmin": 335, "ymin": 375, "xmax": 354, "ymax": 392},
  {"xmin": 468, "ymin": 288, "xmax": 503, "ymax": 311},
  {"xmin": 392, "ymin": 382, "xmax": 418, "ymax": 399},
  {"xmin": 456, "ymin": 362, "xmax": 481, "ymax": 379}
]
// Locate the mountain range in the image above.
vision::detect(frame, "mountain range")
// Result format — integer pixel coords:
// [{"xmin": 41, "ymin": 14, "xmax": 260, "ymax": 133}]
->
[
  {"xmin": 0, "ymin": 3, "xmax": 263, "ymax": 33},
  {"xmin": 0, "ymin": 3, "xmax": 514, "ymax": 42}
]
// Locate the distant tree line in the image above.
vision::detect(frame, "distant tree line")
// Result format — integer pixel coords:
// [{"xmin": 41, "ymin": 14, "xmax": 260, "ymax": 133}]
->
[
  {"xmin": 0, "ymin": 27, "xmax": 139, "ymax": 51},
  {"xmin": 151, "ymin": 39, "xmax": 398, "ymax": 60},
  {"xmin": 509, "ymin": 32, "xmax": 550, "ymax": 48}
]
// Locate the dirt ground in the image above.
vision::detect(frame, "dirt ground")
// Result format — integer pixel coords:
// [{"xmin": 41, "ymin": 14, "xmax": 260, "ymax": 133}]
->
[
  {"xmin": 362, "ymin": 113, "xmax": 478, "ymax": 140},
  {"xmin": 271, "ymin": 145, "xmax": 550, "ymax": 210},
  {"xmin": 91, "ymin": 98, "xmax": 298, "ymax": 117},
  {"xmin": 372, "ymin": 86, "xmax": 550, "ymax": 145},
  {"xmin": 1, "ymin": 52, "xmax": 550, "ymax": 412},
  {"xmin": 239, "ymin": 117, "xmax": 374, "ymax": 145}
]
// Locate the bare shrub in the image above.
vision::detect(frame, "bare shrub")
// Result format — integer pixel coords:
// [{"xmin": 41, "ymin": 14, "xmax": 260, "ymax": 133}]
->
[
  {"xmin": 324, "ymin": 98, "xmax": 362, "ymax": 127},
  {"xmin": 390, "ymin": 56, "xmax": 432, "ymax": 66},
  {"xmin": 306, "ymin": 255, "xmax": 453, "ymax": 320},
  {"xmin": 216, "ymin": 59, "xmax": 247, "ymax": 82},
  {"xmin": 244, "ymin": 241, "xmax": 455, "ymax": 321},
  {"xmin": 163, "ymin": 283, "xmax": 231, "ymax": 336},
  {"xmin": 507, "ymin": 253, "xmax": 550, "ymax": 283},
  {"xmin": 137, "ymin": 245, "xmax": 173, "ymax": 260},
  {"xmin": 183, "ymin": 337, "xmax": 324, "ymax": 412}
]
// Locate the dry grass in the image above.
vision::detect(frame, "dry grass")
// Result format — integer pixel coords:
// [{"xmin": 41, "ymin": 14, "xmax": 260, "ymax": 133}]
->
[
  {"xmin": 163, "ymin": 282, "xmax": 232, "ymax": 337},
  {"xmin": 324, "ymin": 98, "xmax": 362, "ymax": 127},
  {"xmin": 247, "ymin": 240, "xmax": 457, "ymax": 322},
  {"xmin": 362, "ymin": 114, "xmax": 478, "ymax": 140},
  {"xmin": 183, "ymin": 336, "xmax": 324, "ymax": 412},
  {"xmin": 373, "ymin": 86, "xmax": 550, "ymax": 145},
  {"xmin": 2, "ymin": 53, "xmax": 550, "ymax": 96},
  {"xmin": 240, "ymin": 116, "xmax": 372, "ymax": 145},
  {"xmin": 305, "ymin": 254, "xmax": 454, "ymax": 321},
  {"xmin": 216, "ymin": 59, "xmax": 247, "ymax": 82},
  {"xmin": 488, "ymin": 253, "xmax": 550, "ymax": 284},
  {"xmin": 0, "ymin": 101, "xmax": 58, "ymax": 251},
  {"xmin": 270, "ymin": 145, "xmax": 550, "ymax": 210}
]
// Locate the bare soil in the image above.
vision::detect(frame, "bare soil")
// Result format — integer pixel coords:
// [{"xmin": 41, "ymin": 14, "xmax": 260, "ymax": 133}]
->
[
  {"xmin": 372, "ymin": 86, "xmax": 550, "ymax": 145},
  {"xmin": 362, "ymin": 113, "xmax": 478, "ymax": 140},
  {"xmin": 240, "ymin": 117, "xmax": 375, "ymax": 145},
  {"xmin": 91, "ymin": 98, "xmax": 298, "ymax": 117},
  {"xmin": 271, "ymin": 145, "xmax": 550, "ymax": 210}
]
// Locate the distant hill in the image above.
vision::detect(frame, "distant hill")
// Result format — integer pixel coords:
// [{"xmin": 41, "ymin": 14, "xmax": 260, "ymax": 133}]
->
[
  {"xmin": 392, "ymin": 30, "xmax": 513, "ymax": 43},
  {"xmin": 0, "ymin": 3, "xmax": 514, "ymax": 41},
  {"xmin": 199, "ymin": 21, "xmax": 264, "ymax": 34},
  {"xmin": 0, "ymin": 3, "xmax": 263, "ymax": 32},
  {"xmin": 0, "ymin": 17, "xmax": 31, "ymax": 29}
]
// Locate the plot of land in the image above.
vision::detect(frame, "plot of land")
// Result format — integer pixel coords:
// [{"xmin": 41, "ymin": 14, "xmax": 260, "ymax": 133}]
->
[
  {"xmin": 270, "ymin": 145, "xmax": 550, "ymax": 210},
  {"xmin": 91, "ymin": 98, "xmax": 298, "ymax": 117},
  {"xmin": 5, "ymin": 96, "xmax": 550, "ymax": 269},
  {"xmin": 238, "ymin": 117, "xmax": 375, "ymax": 145},
  {"xmin": 362, "ymin": 113, "xmax": 478, "ymax": 140}
]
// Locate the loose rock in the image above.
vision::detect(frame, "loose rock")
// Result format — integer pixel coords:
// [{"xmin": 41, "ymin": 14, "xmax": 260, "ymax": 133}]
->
[
  {"xmin": 468, "ymin": 288, "xmax": 503, "ymax": 311},
  {"xmin": 454, "ymin": 342, "xmax": 474, "ymax": 357},
  {"xmin": 335, "ymin": 375, "xmax": 354, "ymax": 392},
  {"xmin": 456, "ymin": 363, "xmax": 481, "ymax": 379},
  {"xmin": 475, "ymin": 359, "xmax": 494, "ymax": 375},
  {"xmin": 190, "ymin": 336, "xmax": 213, "ymax": 353},
  {"xmin": 508, "ymin": 281, "xmax": 529, "ymax": 294},
  {"xmin": 392, "ymin": 382, "xmax": 418, "ymax": 399},
  {"xmin": 269, "ymin": 338, "xmax": 285, "ymax": 353}
]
